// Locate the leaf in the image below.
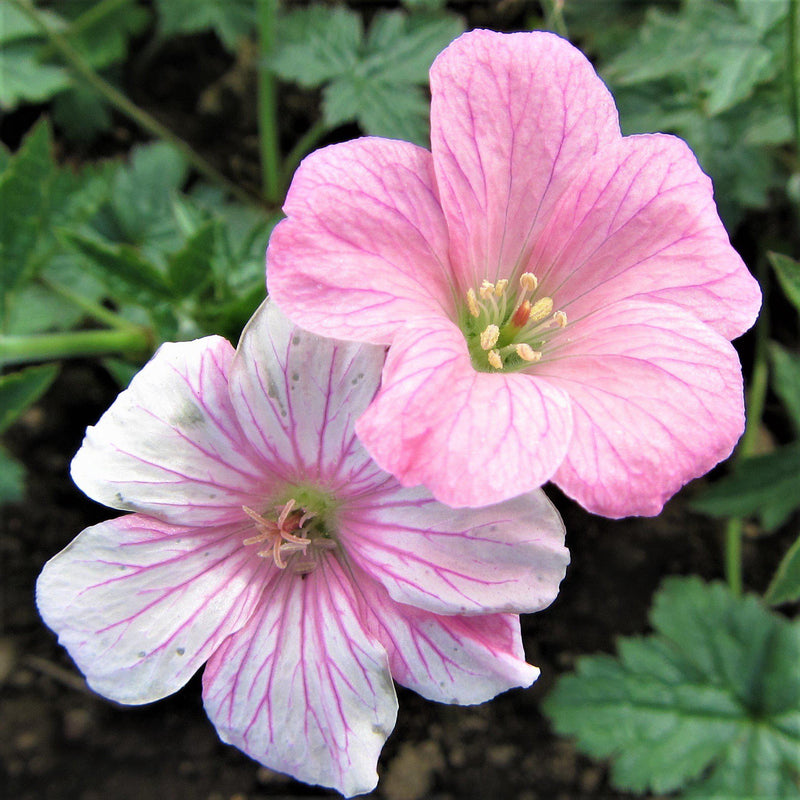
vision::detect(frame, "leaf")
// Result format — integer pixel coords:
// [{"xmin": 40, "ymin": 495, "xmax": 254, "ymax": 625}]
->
[
  {"xmin": 0, "ymin": 448, "xmax": 25, "ymax": 504},
  {"xmin": 544, "ymin": 577, "xmax": 800, "ymax": 797},
  {"xmin": 0, "ymin": 362, "xmax": 59, "ymax": 434},
  {"xmin": 691, "ymin": 443, "xmax": 800, "ymax": 532},
  {"xmin": 770, "ymin": 341, "xmax": 800, "ymax": 433},
  {"xmin": 166, "ymin": 220, "xmax": 217, "ymax": 297},
  {"xmin": 765, "ymin": 535, "xmax": 800, "ymax": 606},
  {"xmin": 154, "ymin": 0, "xmax": 255, "ymax": 51},
  {"xmin": 0, "ymin": 41, "xmax": 70, "ymax": 108},
  {"xmin": 770, "ymin": 252, "xmax": 800, "ymax": 312},
  {"xmin": 52, "ymin": 84, "xmax": 113, "ymax": 142}
]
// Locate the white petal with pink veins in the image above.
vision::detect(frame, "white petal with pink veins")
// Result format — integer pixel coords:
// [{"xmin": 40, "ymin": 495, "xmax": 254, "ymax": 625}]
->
[
  {"xmin": 344, "ymin": 486, "xmax": 568, "ymax": 615},
  {"xmin": 203, "ymin": 557, "xmax": 396, "ymax": 797},
  {"xmin": 71, "ymin": 336, "xmax": 266, "ymax": 526},
  {"xmin": 430, "ymin": 29, "xmax": 620, "ymax": 288},
  {"xmin": 36, "ymin": 514, "xmax": 265, "ymax": 704},
  {"xmin": 230, "ymin": 299, "xmax": 387, "ymax": 492},
  {"xmin": 538, "ymin": 299, "xmax": 746, "ymax": 517}
]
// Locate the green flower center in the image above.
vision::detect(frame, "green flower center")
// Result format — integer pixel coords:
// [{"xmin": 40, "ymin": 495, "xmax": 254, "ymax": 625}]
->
[{"xmin": 458, "ymin": 272, "xmax": 567, "ymax": 373}]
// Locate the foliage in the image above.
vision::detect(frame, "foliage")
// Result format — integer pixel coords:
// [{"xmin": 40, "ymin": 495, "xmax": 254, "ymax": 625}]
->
[
  {"xmin": 269, "ymin": 2, "xmax": 464, "ymax": 145},
  {"xmin": 544, "ymin": 576, "xmax": 800, "ymax": 798},
  {"xmin": 153, "ymin": 0, "xmax": 256, "ymax": 51}
]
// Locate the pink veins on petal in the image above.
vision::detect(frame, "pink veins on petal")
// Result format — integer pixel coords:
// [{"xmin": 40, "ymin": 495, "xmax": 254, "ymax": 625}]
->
[
  {"xmin": 36, "ymin": 298, "xmax": 568, "ymax": 797},
  {"xmin": 267, "ymin": 29, "xmax": 762, "ymax": 516}
]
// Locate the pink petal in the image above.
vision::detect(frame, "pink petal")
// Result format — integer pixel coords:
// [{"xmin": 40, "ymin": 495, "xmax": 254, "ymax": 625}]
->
[
  {"xmin": 36, "ymin": 514, "xmax": 265, "ymax": 704},
  {"xmin": 267, "ymin": 138, "xmax": 453, "ymax": 343},
  {"xmin": 538, "ymin": 299, "xmax": 746, "ymax": 517},
  {"xmin": 531, "ymin": 134, "xmax": 761, "ymax": 341},
  {"xmin": 229, "ymin": 300, "xmax": 387, "ymax": 493},
  {"xmin": 202, "ymin": 557, "xmax": 396, "ymax": 797},
  {"xmin": 71, "ymin": 337, "xmax": 266, "ymax": 526},
  {"xmin": 430, "ymin": 30, "xmax": 620, "ymax": 290},
  {"xmin": 355, "ymin": 316, "xmax": 573, "ymax": 508},
  {"xmin": 343, "ymin": 485, "xmax": 568, "ymax": 615},
  {"xmin": 361, "ymin": 577, "xmax": 538, "ymax": 704}
]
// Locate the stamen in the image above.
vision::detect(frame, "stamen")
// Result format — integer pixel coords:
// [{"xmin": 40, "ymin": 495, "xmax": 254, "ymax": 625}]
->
[
  {"xmin": 488, "ymin": 349, "xmax": 503, "ymax": 370},
  {"xmin": 479, "ymin": 280, "xmax": 495, "ymax": 299},
  {"xmin": 554, "ymin": 310, "xmax": 567, "ymax": 328},
  {"xmin": 519, "ymin": 272, "xmax": 538, "ymax": 292},
  {"xmin": 495, "ymin": 279, "xmax": 509, "ymax": 297},
  {"xmin": 480, "ymin": 324, "xmax": 500, "ymax": 350},
  {"xmin": 466, "ymin": 288, "xmax": 480, "ymax": 318},
  {"xmin": 516, "ymin": 343, "xmax": 542, "ymax": 362},
  {"xmin": 528, "ymin": 297, "xmax": 554, "ymax": 323}
]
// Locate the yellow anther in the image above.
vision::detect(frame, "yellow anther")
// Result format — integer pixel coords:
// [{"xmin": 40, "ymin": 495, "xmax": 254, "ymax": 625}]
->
[
  {"xmin": 554, "ymin": 310, "xmax": 567, "ymax": 328},
  {"xmin": 495, "ymin": 279, "xmax": 509, "ymax": 296},
  {"xmin": 479, "ymin": 280, "xmax": 495, "ymax": 299},
  {"xmin": 466, "ymin": 288, "xmax": 480, "ymax": 318},
  {"xmin": 488, "ymin": 349, "xmax": 503, "ymax": 370},
  {"xmin": 480, "ymin": 324, "xmax": 500, "ymax": 350},
  {"xmin": 519, "ymin": 272, "xmax": 538, "ymax": 292},
  {"xmin": 529, "ymin": 296, "xmax": 554, "ymax": 323},
  {"xmin": 516, "ymin": 343, "xmax": 542, "ymax": 362}
]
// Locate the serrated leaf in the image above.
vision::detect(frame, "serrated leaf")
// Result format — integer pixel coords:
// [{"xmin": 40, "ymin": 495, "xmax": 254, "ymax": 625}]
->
[
  {"xmin": 691, "ymin": 443, "xmax": 800, "ymax": 532},
  {"xmin": 544, "ymin": 577, "xmax": 800, "ymax": 797},
  {"xmin": 60, "ymin": 229, "xmax": 173, "ymax": 300},
  {"xmin": 166, "ymin": 220, "xmax": 217, "ymax": 297},
  {"xmin": 765, "ymin": 535, "xmax": 800, "ymax": 606},
  {"xmin": 0, "ymin": 447, "xmax": 25, "ymax": 504},
  {"xmin": 770, "ymin": 252, "xmax": 800, "ymax": 312},
  {"xmin": 0, "ymin": 41, "xmax": 70, "ymax": 108},
  {"xmin": 154, "ymin": 0, "xmax": 255, "ymax": 51},
  {"xmin": 0, "ymin": 362, "xmax": 59, "ymax": 433},
  {"xmin": 770, "ymin": 342, "xmax": 800, "ymax": 432}
]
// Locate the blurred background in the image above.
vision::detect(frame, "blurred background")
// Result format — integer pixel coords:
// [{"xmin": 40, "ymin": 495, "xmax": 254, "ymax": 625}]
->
[{"xmin": 2, "ymin": 1, "xmax": 798, "ymax": 798}]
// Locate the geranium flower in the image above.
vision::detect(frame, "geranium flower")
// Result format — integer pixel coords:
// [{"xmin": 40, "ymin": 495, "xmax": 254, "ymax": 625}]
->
[
  {"xmin": 266, "ymin": 30, "xmax": 761, "ymax": 516},
  {"xmin": 36, "ymin": 300, "xmax": 568, "ymax": 797}
]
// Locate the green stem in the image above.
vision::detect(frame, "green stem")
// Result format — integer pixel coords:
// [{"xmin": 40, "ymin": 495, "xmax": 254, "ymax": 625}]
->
[
  {"xmin": 282, "ymin": 119, "xmax": 328, "ymax": 185},
  {"xmin": 541, "ymin": 0, "xmax": 569, "ymax": 38},
  {"xmin": 256, "ymin": 0, "xmax": 282, "ymax": 203},
  {"xmin": 1, "ymin": 327, "xmax": 152, "ymax": 367},
  {"xmin": 790, "ymin": 0, "xmax": 800, "ymax": 152},
  {"xmin": 40, "ymin": 278, "xmax": 133, "ymax": 331},
  {"xmin": 39, "ymin": 0, "xmax": 132, "ymax": 60},
  {"xmin": 725, "ymin": 263, "xmax": 770, "ymax": 596},
  {"xmin": 11, "ymin": 0, "xmax": 262, "ymax": 208}
]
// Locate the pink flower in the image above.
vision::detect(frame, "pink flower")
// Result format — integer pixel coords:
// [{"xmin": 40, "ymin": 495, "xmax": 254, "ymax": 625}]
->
[
  {"xmin": 36, "ymin": 300, "xmax": 568, "ymax": 797},
  {"xmin": 267, "ymin": 30, "xmax": 762, "ymax": 517}
]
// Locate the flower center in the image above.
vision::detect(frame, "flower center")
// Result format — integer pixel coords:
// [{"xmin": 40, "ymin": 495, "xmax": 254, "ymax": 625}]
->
[
  {"xmin": 242, "ymin": 487, "xmax": 339, "ymax": 574},
  {"xmin": 460, "ymin": 272, "xmax": 567, "ymax": 373}
]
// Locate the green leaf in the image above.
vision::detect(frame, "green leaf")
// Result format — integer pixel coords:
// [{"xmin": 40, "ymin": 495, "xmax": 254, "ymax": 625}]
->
[
  {"xmin": 0, "ymin": 362, "xmax": 59, "ymax": 434},
  {"xmin": 770, "ymin": 341, "xmax": 800, "ymax": 432},
  {"xmin": 102, "ymin": 357, "xmax": 140, "ymax": 389},
  {"xmin": 0, "ymin": 41, "xmax": 70, "ymax": 108},
  {"xmin": 765, "ymin": 535, "xmax": 800, "ymax": 606},
  {"xmin": 154, "ymin": 0, "xmax": 255, "ymax": 51},
  {"xmin": 0, "ymin": 447, "xmax": 26, "ymax": 504},
  {"xmin": 52, "ymin": 84, "xmax": 113, "ymax": 142},
  {"xmin": 166, "ymin": 220, "xmax": 217, "ymax": 297},
  {"xmin": 691, "ymin": 442, "xmax": 800, "ymax": 532},
  {"xmin": 544, "ymin": 577, "xmax": 800, "ymax": 797},
  {"xmin": 770, "ymin": 252, "xmax": 800, "ymax": 312}
]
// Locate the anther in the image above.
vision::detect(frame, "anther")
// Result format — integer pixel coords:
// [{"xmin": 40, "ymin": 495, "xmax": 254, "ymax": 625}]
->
[
  {"xmin": 554, "ymin": 310, "xmax": 567, "ymax": 328},
  {"xmin": 466, "ymin": 288, "xmax": 480, "ymax": 318},
  {"xmin": 529, "ymin": 297, "xmax": 554, "ymax": 323},
  {"xmin": 516, "ymin": 343, "xmax": 542, "ymax": 362},
  {"xmin": 495, "ymin": 279, "xmax": 509, "ymax": 296},
  {"xmin": 519, "ymin": 272, "xmax": 538, "ymax": 292},
  {"xmin": 488, "ymin": 349, "xmax": 503, "ymax": 370},
  {"xmin": 480, "ymin": 324, "xmax": 500, "ymax": 350},
  {"xmin": 479, "ymin": 280, "xmax": 495, "ymax": 299}
]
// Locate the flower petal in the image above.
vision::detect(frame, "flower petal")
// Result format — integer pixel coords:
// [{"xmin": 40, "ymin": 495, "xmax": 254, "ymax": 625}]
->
[
  {"xmin": 71, "ymin": 336, "xmax": 266, "ymax": 525},
  {"xmin": 36, "ymin": 514, "xmax": 265, "ymax": 704},
  {"xmin": 202, "ymin": 557, "xmax": 397, "ymax": 797},
  {"xmin": 430, "ymin": 29, "xmax": 620, "ymax": 289},
  {"xmin": 343, "ymin": 485, "xmax": 568, "ymax": 615},
  {"xmin": 355, "ymin": 316, "xmax": 573, "ymax": 508},
  {"xmin": 538, "ymin": 299, "xmax": 746, "ymax": 517},
  {"xmin": 268, "ymin": 138, "xmax": 453, "ymax": 343},
  {"xmin": 229, "ymin": 300, "xmax": 387, "ymax": 493},
  {"xmin": 532, "ymin": 134, "xmax": 761, "ymax": 341},
  {"xmin": 361, "ymin": 578, "xmax": 539, "ymax": 704}
]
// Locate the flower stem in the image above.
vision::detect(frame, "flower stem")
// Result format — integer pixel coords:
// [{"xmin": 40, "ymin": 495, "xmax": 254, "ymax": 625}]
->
[
  {"xmin": 1, "ymin": 327, "xmax": 152, "ymax": 368},
  {"xmin": 541, "ymin": 0, "xmax": 569, "ymax": 39},
  {"xmin": 282, "ymin": 119, "xmax": 328, "ymax": 185},
  {"xmin": 724, "ymin": 263, "xmax": 770, "ymax": 596},
  {"xmin": 256, "ymin": 0, "xmax": 282, "ymax": 204},
  {"xmin": 38, "ymin": 0, "xmax": 132, "ymax": 60},
  {"xmin": 39, "ymin": 278, "xmax": 133, "ymax": 331},
  {"xmin": 790, "ymin": 0, "xmax": 800, "ymax": 152},
  {"xmin": 9, "ymin": 0, "xmax": 262, "ymax": 208}
]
